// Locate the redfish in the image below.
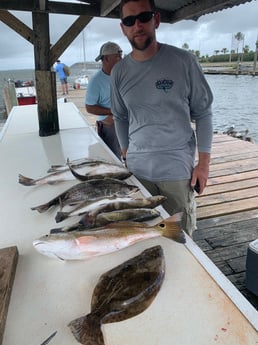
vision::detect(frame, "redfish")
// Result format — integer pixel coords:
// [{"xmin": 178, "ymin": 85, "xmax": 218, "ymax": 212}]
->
[{"xmin": 33, "ymin": 213, "xmax": 185, "ymax": 261}]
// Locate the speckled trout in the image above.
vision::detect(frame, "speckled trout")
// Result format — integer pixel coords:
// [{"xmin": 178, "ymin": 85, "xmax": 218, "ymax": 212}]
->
[{"xmin": 19, "ymin": 158, "xmax": 131, "ymax": 186}]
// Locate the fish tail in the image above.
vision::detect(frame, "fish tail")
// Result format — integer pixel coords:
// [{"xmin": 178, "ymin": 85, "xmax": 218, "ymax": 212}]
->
[
  {"xmin": 18, "ymin": 174, "xmax": 36, "ymax": 186},
  {"xmin": 55, "ymin": 211, "xmax": 68, "ymax": 223},
  {"xmin": 67, "ymin": 158, "xmax": 90, "ymax": 181},
  {"xmin": 68, "ymin": 313, "xmax": 105, "ymax": 345},
  {"xmin": 159, "ymin": 212, "xmax": 186, "ymax": 244}
]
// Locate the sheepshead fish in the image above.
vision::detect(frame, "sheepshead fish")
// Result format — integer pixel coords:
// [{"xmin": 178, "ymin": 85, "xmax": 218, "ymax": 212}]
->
[
  {"xmin": 54, "ymin": 195, "xmax": 166, "ymax": 223},
  {"xmin": 94, "ymin": 208, "xmax": 160, "ymax": 226},
  {"xmin": 31, "ymin": 178, "xmax": 139, "ymax": 213},
  {"xmin": 55, "ymin": 196, "xmax": 134, "ymax": 223},
  {"xmin": 68, "ymin": 245, "xmax": 165, "ymax": 345},
  {"xmin": 84, "ymin": 195, "xmax": 166, "ymax": 220},
  {"xmin": 50, "ymin": 208, "xmax": 161, "ymax": 233},
  {"xmin": 19, "ymin": 159, "xmax": 131, "ymax": 186},
  {"xmin": 33, "ymin": 214, "xmax": 185, "ymax": 260}
]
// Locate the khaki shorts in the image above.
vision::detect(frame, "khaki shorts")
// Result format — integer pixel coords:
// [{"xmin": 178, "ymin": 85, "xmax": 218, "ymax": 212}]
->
[{"xmin": 138, "ymin": 178, "xmax": 196, "ymax": 236}]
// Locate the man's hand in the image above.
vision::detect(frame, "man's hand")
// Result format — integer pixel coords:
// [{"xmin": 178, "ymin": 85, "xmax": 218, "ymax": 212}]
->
[{"xmin": 191, "ymin": 152, "xmax": 210, "ymax": 194}]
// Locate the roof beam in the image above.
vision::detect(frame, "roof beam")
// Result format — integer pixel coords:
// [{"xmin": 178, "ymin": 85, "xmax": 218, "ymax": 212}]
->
[
  {"xmin": 49, "ymin": 15, "xmax": 93, "ymax": 66},
  {"xmin": 0, "ymin": 10, "xmax": 34, "ymax": 44},
  {"xmin": 168, "ymin": 0, "xmax": 243, "ymax": 23},
  {"xmin": 101, "ymin": 0, "xmax": 120, "ymax": 16}
]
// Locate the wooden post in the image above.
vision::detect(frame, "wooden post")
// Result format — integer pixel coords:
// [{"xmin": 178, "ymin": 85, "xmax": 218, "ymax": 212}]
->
[
  {"xmin": 3, "ymin": 81, "xmax": 18, "ymax": 115},
  {"xmin": 35, "ymin": 70, "xmax": 59, "ymax": 136},
  {"xmin": 32, "ymin": 11, "xmax": 59, "ymax": 136},
  {"xmin": 0, "ymin": 246, "xmax": 19, "ymax": 345}
]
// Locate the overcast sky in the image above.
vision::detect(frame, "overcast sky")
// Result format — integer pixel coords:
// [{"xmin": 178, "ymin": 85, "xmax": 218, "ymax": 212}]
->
[{"xmin": 0, "ymin": 0, "xmax": 258, "ymax": 70}]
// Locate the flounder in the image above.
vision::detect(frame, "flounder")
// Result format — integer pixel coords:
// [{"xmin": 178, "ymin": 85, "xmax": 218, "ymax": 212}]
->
[{"xmin": 68, "ymin": 245, "xmax": 165, "ymax": 345}]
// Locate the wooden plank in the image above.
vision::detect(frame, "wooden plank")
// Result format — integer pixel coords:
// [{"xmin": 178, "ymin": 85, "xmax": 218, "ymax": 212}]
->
[
  {"xmin": 211, "ymin": 150, "xmax": 258, "ymax": 164},
  {"xmin": 196, "ymin": 186, "xmax": 258, "ymax": 207},
  {"xmin": 207, "ymin": 170, "xmax": 258, "ymax": 186},
  {"xmin": 197, "ymin": 196, "xmax": 258, "ymax": 219},
  {"xmin": 204, "ymin": 242, "xmax": 249, "ymax": 263},
  {"xmin": 194, "ymin": 218, "xmax": 258, "ymax": 242},
  {"xmin": 209, "ymin": 164, "xmax": 258, "ymax": 178},
  {"xmin": 0, "ymin": 246, "xmax": 18, "ymax": 345},
  {"xmin": 210, "ymin": 157, "xmax": 258, "ymax": 172},
  {"xmin": 196, "ymin": 210, "xmax": 258, "ymax": 230},
  {"xmin": 203, "ymin": 178, "xmax": 258, "ymax": 195}
]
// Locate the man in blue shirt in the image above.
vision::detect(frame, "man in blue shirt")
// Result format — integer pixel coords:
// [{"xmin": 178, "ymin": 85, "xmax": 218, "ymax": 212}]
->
[
  {"xmin": 86, "ymin": 42, "xmax": 123, "ymax": 159},
  {"xmin": 55, "ymin": 60, "xmax": 69, "ymax": 95}
]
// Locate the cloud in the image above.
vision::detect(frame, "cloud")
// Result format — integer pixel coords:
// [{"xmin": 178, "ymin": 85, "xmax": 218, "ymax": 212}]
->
[{"xmin": 0, "ymin": 1, "xmax": 257, "ymax": 70}]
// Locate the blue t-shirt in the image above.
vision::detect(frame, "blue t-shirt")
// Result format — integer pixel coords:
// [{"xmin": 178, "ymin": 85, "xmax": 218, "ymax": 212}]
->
[
  {"xmin": 55, "ymin": 63, "xmax": 66, "ymax": 80},
  {"xmin": 85, "ymin": 69, "xmax": 110, "ymax": 121}
]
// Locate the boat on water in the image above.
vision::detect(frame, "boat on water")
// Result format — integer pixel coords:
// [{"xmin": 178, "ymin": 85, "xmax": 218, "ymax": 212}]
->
[
  {"xmin": 3, "ymin": 79, "xmax": 37, "ymax": 115},
  {"xmin": 13, "ymin": 79, "xmax": 37, "ymax": 106},
  {"xmin": 73, "ymin": 74, "xmax": 89, "ymax": 89}
]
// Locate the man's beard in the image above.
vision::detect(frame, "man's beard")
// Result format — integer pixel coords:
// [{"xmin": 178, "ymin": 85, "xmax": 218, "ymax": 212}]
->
[{"xmin": 130, "ymin": 35, "xmax": 153, "ymax": 51}]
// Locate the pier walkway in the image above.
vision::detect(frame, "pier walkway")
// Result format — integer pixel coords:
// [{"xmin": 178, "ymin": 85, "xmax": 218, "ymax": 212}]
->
[
  {"xmin": 194, "ymin": 134, "xmax": 258, "ymax": 310},
  {"xmin": 61, "ymin": 87, "xmax": 258, "ymax": 311}
]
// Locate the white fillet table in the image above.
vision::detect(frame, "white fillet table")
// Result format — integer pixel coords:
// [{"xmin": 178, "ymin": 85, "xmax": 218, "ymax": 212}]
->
[{"xmin": 0, "ymin": 103, "xmax": 257, "ymax": 345}]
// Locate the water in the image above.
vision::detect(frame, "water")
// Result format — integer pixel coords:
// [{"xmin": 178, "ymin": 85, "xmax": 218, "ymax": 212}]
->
[
  {"xmin": 1, "ymin": 70, "xmax": 258, "ymax": 143},
  {"xmin": 0, "ymin": 66, "xmax": 98, "ymax": 121},
  {"xmin": 206, "ymin": 74, "xmax": 258, "ymax": 143}
]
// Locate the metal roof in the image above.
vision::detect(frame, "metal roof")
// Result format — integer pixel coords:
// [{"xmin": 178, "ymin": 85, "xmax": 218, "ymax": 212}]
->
[{"xmin": 0, "ymin": 0, "xmax": 254, "ymax": 24}]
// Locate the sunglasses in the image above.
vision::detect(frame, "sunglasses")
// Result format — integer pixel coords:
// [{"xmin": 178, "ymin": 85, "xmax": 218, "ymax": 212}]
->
[{"xmin": 122, "ymin": 11, "xmax": 155, "ymax": 27}]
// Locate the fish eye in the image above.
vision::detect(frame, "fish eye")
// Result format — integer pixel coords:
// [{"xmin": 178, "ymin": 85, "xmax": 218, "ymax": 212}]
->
[{"xmin": 159, "ymin": 223, "xmax": 165, "ymax": 228}]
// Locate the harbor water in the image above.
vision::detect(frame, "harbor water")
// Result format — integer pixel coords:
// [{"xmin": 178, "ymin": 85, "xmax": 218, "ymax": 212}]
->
[{"xmin": 0, "ymin": 69, "xmax": 258, "ymax": 143}]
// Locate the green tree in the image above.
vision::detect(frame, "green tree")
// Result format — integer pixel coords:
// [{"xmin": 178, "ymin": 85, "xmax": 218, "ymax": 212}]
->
[
  {"xmin": 214, "ymin": 50, "xmax": 220, "ymax": 55},
  {"xmin": 243, "ymin": 45, "xmax": 250, "ymax": 54},
  {"xmin": 195, "ymin": 50, "xmax": 200, "ymax": 58},
  {"xmin": 221, "ymin": 48, "xmax": 228, "ymax": 54},
  {"xmin": 234, "ymin": 32, "xmax": 244, "ymax": 53},
  {"xmin": 182, "ymin": 43, "xmax": 189, "ymax": 50}
]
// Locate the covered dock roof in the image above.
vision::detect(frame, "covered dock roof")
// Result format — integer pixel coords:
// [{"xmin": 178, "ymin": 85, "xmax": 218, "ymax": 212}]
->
[{"xmin": 0, "ymin": 0, "xmax": 255, "ymax": 136}]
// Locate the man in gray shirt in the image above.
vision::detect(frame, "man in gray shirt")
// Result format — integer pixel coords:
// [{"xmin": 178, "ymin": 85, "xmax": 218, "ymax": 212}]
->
[{"xmin": 110, "ymin": 0, "xmax": 213, "ymax": 236}]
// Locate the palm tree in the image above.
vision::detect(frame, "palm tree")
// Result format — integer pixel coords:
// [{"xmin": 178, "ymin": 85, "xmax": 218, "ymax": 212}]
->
[
  {"xmin": 182, "ymin": 43, "xmax": 189, "ymax": 50},
  {"xmin": 234, "ymin": 32, "xmax": 244, "ymax": 54},
  {"xmin": 221, "ymin": 48, "xmax": 228, "ymax": 54}
]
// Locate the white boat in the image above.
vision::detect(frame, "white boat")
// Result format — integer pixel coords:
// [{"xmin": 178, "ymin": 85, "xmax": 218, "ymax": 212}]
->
[
  {"xmin": 73, "ymin": 74, "xmax": 89, "ymax": 89},
  {"xmin": 73, "ymin": 30, "xmax": 89, "ymax": 90}
]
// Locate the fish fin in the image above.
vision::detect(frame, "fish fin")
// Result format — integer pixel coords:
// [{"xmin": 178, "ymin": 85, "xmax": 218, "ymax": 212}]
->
[
  {"xmin": 158, "ymin": 213, "xmax": 186, "ymax": 244},
  {"xmin": 55, "ymin": 211, "xmax": 68, "ymax": 223},
  {"xmin": 68, "ymin": 314, "xmax": 105, "ymax": 345},
  {"xmin": 18, "ymin": 174, "xmax": 36, "ymax": 186},
  {"xmin": 31, "ymin": 204, "xmax": 49, "ymax": 213},
  {"xmin": 103, "ymin": 221, "xmax": 148, "ymax": 229},
  {"xmin": 67, "ymin": 158, "xmax": 90, "ymax": 181}
]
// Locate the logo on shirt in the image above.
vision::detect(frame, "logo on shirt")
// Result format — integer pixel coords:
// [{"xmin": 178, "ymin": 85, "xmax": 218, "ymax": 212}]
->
[{"xmin": 155, "ymin": 79, "xmax": 174, "ymax": 92}]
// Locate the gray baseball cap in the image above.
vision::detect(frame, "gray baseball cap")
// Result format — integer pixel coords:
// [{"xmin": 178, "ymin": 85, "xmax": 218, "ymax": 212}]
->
[{"xmin": 95, "ymin": 42, "xmax": 122, "ymax": 62}]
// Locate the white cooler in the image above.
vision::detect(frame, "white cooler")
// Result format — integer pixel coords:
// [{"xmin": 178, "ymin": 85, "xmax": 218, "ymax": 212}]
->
[{"xmin": 246, "ymin": 238, "xmax": 258, "ymax": 296}]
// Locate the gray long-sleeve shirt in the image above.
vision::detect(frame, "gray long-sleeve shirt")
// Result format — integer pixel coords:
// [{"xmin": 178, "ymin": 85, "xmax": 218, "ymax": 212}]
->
[{"xmin": 111, "ymin": 44, "xmax": 213, "ymax": 181}]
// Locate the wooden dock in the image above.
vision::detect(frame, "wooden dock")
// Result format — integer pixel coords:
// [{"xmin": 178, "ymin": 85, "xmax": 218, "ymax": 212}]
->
[
  {"xmin": 194, "ymin": 134, "xmax": 258, "ymax": 310},
  {"xmin": 62, "ymin": 87, "xmax": 258, "ymax": 310}
]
